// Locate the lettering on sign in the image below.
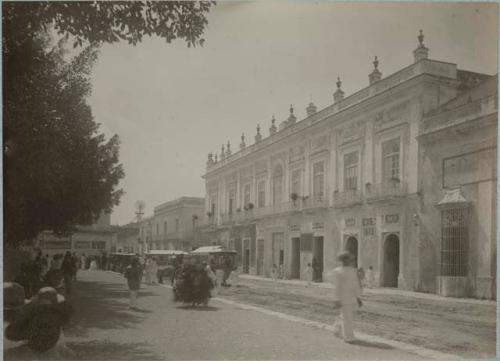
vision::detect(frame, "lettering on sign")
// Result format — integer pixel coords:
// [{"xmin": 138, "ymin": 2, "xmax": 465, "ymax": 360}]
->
[
  {"xmin": 362, "ymin": 218, "xmax": 376, "ymax": 226},
  {"xmin": 42, "ymin": 241, "xmax": 71, "ymax": 249},
  {"xmin": 345, "ymin": 218, "xmax": 356, "ymax": 227},
  {"xmin": 75, "ymin": 241, "xmax": 91, "ymax": 249},
  {"xmin": 312, "ymin": 222, "xmax": 324, "ymax": 230},
  {"xmin": 385, "ymin": 214, "xmax": 399, "ymax": 224},
  {"xmin": 290, "ymin": 224, "xmax": 300, "ymax": 232}
]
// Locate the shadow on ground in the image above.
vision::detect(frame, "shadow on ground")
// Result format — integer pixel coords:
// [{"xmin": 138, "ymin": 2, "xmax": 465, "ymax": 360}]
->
[
  {"xmin": 176, "ymin": 305, "xmax": 219, "ymax": 311},
  {"xmin": 68, "ymin": 340, "xmax": 162, "ymax": 360},
  {"xmin": 350, "ymin": 339, "xmax": 394, "ymax": 349},
  {"xmin": 65, "ymin": 279, "xmax": 160, "ymax": 337}
]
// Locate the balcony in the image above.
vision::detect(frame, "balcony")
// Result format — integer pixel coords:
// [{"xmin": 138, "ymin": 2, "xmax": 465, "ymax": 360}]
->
[
  {"xmin": 365, "ymin": 181, "xmax": 407, "ymax": 202},
  {"xmin": 332, "ymin": 189, "xmax": 363, "ymax": 208},
  {"xmin": 302, "ymin": 195, "xmax": 329, "ymax": 210}
]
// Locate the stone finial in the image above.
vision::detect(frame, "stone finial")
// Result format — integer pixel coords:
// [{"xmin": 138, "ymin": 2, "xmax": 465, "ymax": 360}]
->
[
  {"xmin": 207, "ymin": 152, "xmax": 214, "ymax": 165},
  {"xmin": 240, "ymin": 133, "xmax": 246, "ymax": 149},
  {"xmin": 413, "ymin": 29, "xmax": 429, "ymax": 62},
  {"xmin": 369, "ymin": 56, "xmax": 382, "ymax": 85},
  {"xmin": 306, "ymin": 102, "xmax": 317, "ymax": 116},
  {"xmin": 226, "ymin": 141, "xmax": 231, "ymax": 156},
  {"xmin": 220, "ymin": 144, "xmax": 226, "ymax": 160},
  {"xmin": 269, "ymin": 115, "xmax": 277, "ymax": 135},
  {"xmin": 255, "ymin": 124, "xmax": 262, "ymax": 143},
  {"xmin": 287, "ymin": 105, "xmax": 297, "ymax": 124},
  {"xmin": 333, "ymin": 76, "xmax": 345, "ymax": 103}
]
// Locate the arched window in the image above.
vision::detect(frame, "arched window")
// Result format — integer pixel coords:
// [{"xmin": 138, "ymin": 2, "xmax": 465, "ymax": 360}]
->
[{"xmin": 272, "ymin": 165, "xmax": 283, "ymax": 206}]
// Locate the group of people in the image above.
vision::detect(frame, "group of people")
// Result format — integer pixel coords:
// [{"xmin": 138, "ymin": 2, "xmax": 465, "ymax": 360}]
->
[
  {"xmin": 79, "ymin": 253, "xmax": 107, "ymax": 271},
  {"xmin": 17, "ymin": 251, "xmax": 79, "ymax": 299}
]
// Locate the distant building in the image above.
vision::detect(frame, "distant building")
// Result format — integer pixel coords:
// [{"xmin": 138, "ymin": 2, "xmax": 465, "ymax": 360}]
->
[
  {"xmin": 138, "ymin": 197, "xmax": 205, "ymax": 253},
  {"xmin": 37, "ymin": 212, "xmax": 117, "ymax": 257},
  {"xmin": 112, "ymin": 223, "xmax": 140, "ymax": 254},
  {"xmin": 199, "ymin": 32, "xmax": 497, "ymax": 299}
]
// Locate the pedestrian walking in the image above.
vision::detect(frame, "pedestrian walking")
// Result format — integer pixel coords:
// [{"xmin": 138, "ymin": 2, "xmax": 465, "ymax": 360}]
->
[
  {"xmin": 80, "ymin": 253, "xmax": 87, "ymax": 270},
  {"xmin": 215, "ymin": 266, "xmax": 224, "ymax": 294},
  {"xmin": 124, "ymin": 257, "xmax": 143, "ymax": 310},
  {"xmin": 357, "ymin": 267, "xmax": 365, "ymax": 289},
  {"xmin": 89, "ymin": 257, "xmax": 98, "ymax": 271},
  {"xmin": 61, "ymin": 252, "xmax": 76, "ymax": 297},
  {"xmin": 332, "ymin": 253, "xmax": 362, "ymax": 343},
  {"xmin": 144, "ymin": 258, "xmax": 153, "ymax": 284},
  {"xmin": 72, "ymin": 253, "xmax": 79, "ymax": 281},
  {"xmin": 365, "ymin": 266, "xmax": 375, "ymax": 288},
  {"xmin": 305, "ymin": 263, "xmax": 313, "ymax": 287},
  {"xmin": 279, "ymin": 264, "xmax": 284, "ymax": 279},
  {"xmin": 151, "ymin": 257, "xmax": 159, "ymax": 285},
  {"xmin": 271, "ymin": 264, "xmax": 278, "ymax": 281},
  {"xmin": 229, "ymin": 265, "xmax": 240, "ymax": 287}
]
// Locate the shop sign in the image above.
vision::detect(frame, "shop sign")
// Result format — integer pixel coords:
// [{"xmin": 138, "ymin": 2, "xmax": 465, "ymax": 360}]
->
[
  {"xmin": 385, "ymin": 214, "xmax": 399, "ymax": 224},
  {"xmin": 362, "ymin": 218, "xmax": 376, "ymax": 226},
  {"xmin": 312, "ymin": 222, "xmax": 324, "ymax": 230},
  {"xmin": 345, "ymin": 218, "xmax": 356, "ymax": 227},
  {"xmin": 74, "ymin": 241, "xmax": 91, "ymax": 249},
  {"xmin": 290, "ymin": 224, "xmax": 300, "ymax": 232},
  {"xmin": 41, "ymin": 240, "xmax": 71, "ymax": 249}
]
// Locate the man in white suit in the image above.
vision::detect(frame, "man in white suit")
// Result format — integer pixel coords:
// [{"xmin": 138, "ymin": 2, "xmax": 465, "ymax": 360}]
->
[{"xmin": 332, "ymin": 252, "xmax": 363, "ymax": 343}]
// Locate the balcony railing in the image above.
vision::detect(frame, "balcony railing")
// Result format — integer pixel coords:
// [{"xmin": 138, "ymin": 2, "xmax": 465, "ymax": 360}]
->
[
  {"xmin": 302, "ymin": 195, "xmax": 329, "ymax": 210},
  {"xmin": 365, "ymin": 181, "xmax": 407, "ymax": 201},
  {"xmin": 332, "ymin": 189, "xmax": 363, "ymax": 208}
]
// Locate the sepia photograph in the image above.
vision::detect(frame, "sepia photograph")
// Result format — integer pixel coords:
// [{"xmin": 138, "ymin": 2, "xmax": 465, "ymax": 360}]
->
[{"xmin": 2, "ymin": 1, "xmax": 498, "ymax": 360}]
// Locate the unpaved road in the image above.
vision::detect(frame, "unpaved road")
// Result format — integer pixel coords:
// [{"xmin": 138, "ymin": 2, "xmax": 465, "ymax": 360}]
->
[{"xmin": 218, "ymin": 278, "xmax": 496, "ymax": 359}]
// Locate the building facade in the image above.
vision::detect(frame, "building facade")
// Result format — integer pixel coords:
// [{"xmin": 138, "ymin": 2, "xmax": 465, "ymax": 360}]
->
[
  {"xmin": 418, "ymin": 75, "xmax": 497, "ymax": 299},
  {"xmin": 138, "ymin": 197, "xmax": 206, "ymax": 253},
  {"xmin": 37, "ymin": 212, "xmax": 117, "ymax": 257},
  {"xmin": 200, "ymin": 32, "xmax": 497, "ymax": 298}
]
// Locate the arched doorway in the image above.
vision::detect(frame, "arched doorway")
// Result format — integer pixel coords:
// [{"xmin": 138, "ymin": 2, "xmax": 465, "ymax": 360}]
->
[
  {"xmin": 345, "ymin": 236, "xmax": 358, "ymax": 268},
  {"xmin": 383, "ymin": 234, "xmax": 400, "ymax": 287}
]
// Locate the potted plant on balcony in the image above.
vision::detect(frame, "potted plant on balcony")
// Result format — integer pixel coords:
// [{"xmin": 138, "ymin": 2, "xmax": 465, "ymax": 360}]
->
[
  {"xmin": 247, "ymin": 202, "xmax": 254, "ymax": 210},
  {"xmin": 206, "ymin": 211, "xmax": 212, "ymax": 217},
  {"xmin": 290, "ymin": 192, "xmax": 299, "ymax": 205},
  {"xmin": 301, "ymin": 195, "xmax": 309, "ymax": 203}
]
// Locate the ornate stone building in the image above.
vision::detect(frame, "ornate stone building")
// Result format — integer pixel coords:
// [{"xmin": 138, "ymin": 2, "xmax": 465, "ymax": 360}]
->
[{"xmin": 199, "ymin": 31, "xmax": 497, "ymax": 298}]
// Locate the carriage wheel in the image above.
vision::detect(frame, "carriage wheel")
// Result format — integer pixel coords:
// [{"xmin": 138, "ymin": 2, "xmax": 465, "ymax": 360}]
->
[{"xmin": 27, "ymin": 312, "xmax": 62, "ymax": 352}]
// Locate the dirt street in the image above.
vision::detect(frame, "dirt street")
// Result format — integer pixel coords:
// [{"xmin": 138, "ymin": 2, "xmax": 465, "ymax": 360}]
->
[{"xmin": 218, "ymin": 277, "xmax": 496, "ymax": 359}]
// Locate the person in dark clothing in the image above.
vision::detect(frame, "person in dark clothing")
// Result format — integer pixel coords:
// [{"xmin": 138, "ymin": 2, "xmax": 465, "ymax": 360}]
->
[
  {"xmin": 124, "ymin": 257, "xmax": 143, "ymax": 310},
  {"xmin": 61, "ymin": 252, "xmax": 76, "ymax": 297}
]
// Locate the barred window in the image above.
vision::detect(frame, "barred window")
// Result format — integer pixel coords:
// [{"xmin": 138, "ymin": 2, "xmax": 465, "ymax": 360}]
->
[
  {"xmin": 344, "ymin": 151, "xmax": 359, "ymax": 191},
  {"xmin": 441, "ymin": 208, "xmax": 468, "ymax": 277},
  {"xmin": 382, "ymin": 138, "xmax": 400, "ymax": 184}
]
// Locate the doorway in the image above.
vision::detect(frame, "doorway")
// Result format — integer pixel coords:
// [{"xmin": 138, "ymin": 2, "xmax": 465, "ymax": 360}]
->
[
  {"xmin": 257, "ymin": 239, "xmax": 264, "ymax": 275},
  {"xmin": 383, "ymin": 234, "xmax": 400, "ymax": 287},
  {"xmin": 313, "ymin": 236, "xmax": 324, "ymax": 282},
  {"xmin": 291, "ymin": 237, "xmax": 300, "ymax": 279},
  {"xmin": 243, "ymin": 249, "xmax": 250, "ymax": 274},
  {"xmin": 345, "ymin": 236, "xmax": 358, "ymax": 268}
]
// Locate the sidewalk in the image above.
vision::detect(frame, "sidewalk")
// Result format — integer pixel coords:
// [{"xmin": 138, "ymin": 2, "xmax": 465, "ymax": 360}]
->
[{"xmin": 239, "ymin": 274, "xmax": 496, "ymax": 306}]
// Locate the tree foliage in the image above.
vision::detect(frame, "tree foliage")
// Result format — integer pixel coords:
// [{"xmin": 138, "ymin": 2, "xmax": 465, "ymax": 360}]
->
[{"xmin": 3, "ymin": 1, "xmax": 215, "ymax": 246}]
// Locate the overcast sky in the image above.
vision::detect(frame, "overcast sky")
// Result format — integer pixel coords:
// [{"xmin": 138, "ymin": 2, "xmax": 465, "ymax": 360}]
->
[{"xmin": 87, "ymin": 1, "xmax": 498, "ymax": 225}]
